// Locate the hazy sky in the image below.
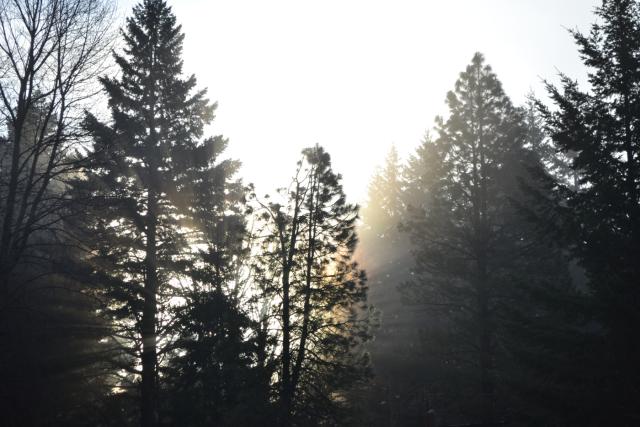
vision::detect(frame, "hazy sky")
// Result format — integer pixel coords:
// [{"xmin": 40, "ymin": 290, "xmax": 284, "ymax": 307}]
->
[{"xmin": 117, "ymin": 0, "xmax": 599, "ymax": 204}]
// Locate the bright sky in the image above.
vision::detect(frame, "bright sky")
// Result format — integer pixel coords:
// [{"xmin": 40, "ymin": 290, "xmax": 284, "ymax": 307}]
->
[{"xmin": 117, "ymin": 0, "xmax": 599, "ymax": 204}]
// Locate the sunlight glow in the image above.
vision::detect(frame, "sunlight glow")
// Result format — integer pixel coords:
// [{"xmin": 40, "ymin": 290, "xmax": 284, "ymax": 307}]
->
[{"xmin": 115, "ymin": 0, "xmax": 596, "ymax": 203}]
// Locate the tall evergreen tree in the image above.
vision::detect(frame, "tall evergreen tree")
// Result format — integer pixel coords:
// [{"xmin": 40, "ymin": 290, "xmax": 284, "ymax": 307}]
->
[
  {"xmin": 360, "ymin": 146, "xmax": 404, "ymax": 246},
  {"xmin": 258, "ymin": 145, "xmax": 372, "ymax": 426},
  {"xmin": 523, "ymin": 95, "xmax": 577, "ymax": 191},
  {"xmin": 72, "ymin": 1, "xmax": 223, "ymax": 425},
  {"xmin": 357, "ymin": 147, "xmax": 427, "ymax": 426},
  {"xmin": 403, "ymin": 53, "xmax": 568, "ymax": 424},
  {"xmin": 163, "ymin": 139, "xmax": 273, "ymax": 426},
  {"xmin": 537, "ymin": 0, "xmax": 640, "ymax": 422}
]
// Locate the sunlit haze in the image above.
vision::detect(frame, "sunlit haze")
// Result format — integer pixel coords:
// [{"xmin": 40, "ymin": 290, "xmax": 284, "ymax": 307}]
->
[
  {"xmin": 117, "ymin": 0, "xmax": 598, "ymax": 203},
  {"xmin": 5, "ymin": 1, "xmax": 640, "ymax": 424}
]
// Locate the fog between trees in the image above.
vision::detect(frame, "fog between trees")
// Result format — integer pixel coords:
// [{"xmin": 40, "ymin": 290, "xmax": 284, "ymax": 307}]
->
[{"xmin": 1, "ymin": 1, "xmax": 640, "ymax": 426}]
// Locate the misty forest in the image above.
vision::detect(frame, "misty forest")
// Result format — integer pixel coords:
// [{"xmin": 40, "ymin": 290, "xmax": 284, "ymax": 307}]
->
[{"xmin": 2, "ymin": 0, "xmax": 640, "ymax": 426}]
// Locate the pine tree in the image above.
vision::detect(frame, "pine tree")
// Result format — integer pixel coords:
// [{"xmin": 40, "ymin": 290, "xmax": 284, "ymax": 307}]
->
[
  {"xmin": 402, "ymin": 53, "xmax": 568, "ymax": 424},
  {"xmin": 163, "ymin": 138, "xmax": 273, "ymax": 426},
  {"xmin": 358, "ymin": 145, "xmax": 409, "ymax": 296},
  {"xmin": 357, "ymin": 146, "xmax": 427, "ymax": 426},
  {"xmin": 72, "ymin": 1, "xmax": 222, "ymax": 425},
  {"xmin": 358, "ymin": 145, "xmax": 407, "ymax": 312},
  {"xmin": 523, "ymin": 95, "xmax": 577, "ymax": 190},
  {"xmin": 360, "ymin": 146, "xmax": 404, "ymax": 244},
  {"xmin": 537, "ymin": 0, "xmax": 640, "ymax": 422},
  {"xmin": 258, "ymin": 145, "xmax": 372, "ymax": 426}
]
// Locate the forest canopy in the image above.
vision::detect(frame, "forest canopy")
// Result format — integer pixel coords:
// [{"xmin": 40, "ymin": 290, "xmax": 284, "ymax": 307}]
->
[{"xmin": 1, "ymin": 1, "xmax": 640, "ymax": 426}]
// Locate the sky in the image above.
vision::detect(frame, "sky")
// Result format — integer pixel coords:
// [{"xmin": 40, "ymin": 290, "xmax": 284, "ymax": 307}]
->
[{"xmin": 117, "ymin": 0, "xmax": 600, "ymax": 204}]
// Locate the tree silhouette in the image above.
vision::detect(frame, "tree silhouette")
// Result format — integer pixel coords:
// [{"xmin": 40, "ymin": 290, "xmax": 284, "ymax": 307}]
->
[
  {"xmin": 0, "ymin": 0, "xmax": 113, "ymax": 309},
  {"xmin": 403, "ymin": 53, "xmax": 568, "ymax": 424},
  {"xmin": 538, "ymin": 0, "xmax": 640, "ymax": 422},
  {"xmin": 73, "ymin": 1, "xmax": 224, "ymax": 424},
  {"xmin": 258, "ymin": 145, "xmax": 372, "ymax": 426}
]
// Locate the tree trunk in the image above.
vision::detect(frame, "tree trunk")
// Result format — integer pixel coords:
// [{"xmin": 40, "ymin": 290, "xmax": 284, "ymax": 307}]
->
[
  {"xmin": 141, "ymin": 189, "xmax": 158, "ymax": 427},
  {"xmin": 0, "ymin": 110, "xmax": 26, "ymax": 296},
  {"xmin": 281, "ymin": 262, "xmax": 292, "ymax": 427},
  {"xmin": 292, "ymin": 172, "xmax": 318, "ymax": 395},
  {"xmin": 478, "ymin": 261, "xmax": 494, "ymax": 425},
  {"xmin": 279, "ymin": 183, "xmax": 303, "ymax": 427}
]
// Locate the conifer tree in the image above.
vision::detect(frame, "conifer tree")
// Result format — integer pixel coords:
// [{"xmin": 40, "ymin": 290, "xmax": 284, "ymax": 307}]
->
[
  {"xmin": 258, "ymin": 145, "xmax": 372, "ymax": 426},
  {"xmin": 72, "ymin": 1, "xmax": 224, "ymax": 425},
  {"xmin": 359, "ymin": 145, "xmax": 408, "ymax": 310},
  {"xmin": 163, "ymin": 139, "xmax": 272, "ymax": 426},
  {"xmin": 357, "ymin": 147, "xmax": 427, "ymax": 425},
  {"xmin": 403, "ymin": 53, "xmax": 568, "ymax": 424},
  {"xmin": 360, "ymin": 146, "xmax": 404, "ymax": 243},
  {"xmin": 523, "ymin": 96, "xmax": 577, "ymax": 190},
  {"xmin": 538, "ymin": 0, "xmax": 640, "ymax": 422}
]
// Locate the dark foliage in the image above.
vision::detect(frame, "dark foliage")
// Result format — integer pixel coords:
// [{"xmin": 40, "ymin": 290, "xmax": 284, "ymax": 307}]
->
[
  {"xmin": 258, "ymin": 145, "xmax": 373, "ymax": 426},
  {"xmin": 535, "ymin": 0, "xmax": 640, "ymax": 423},
  {"xmin": 3, "ymin": 1, "xmax": 640, "ymax": 426},
  {"xmin": 71, "ymin": 1, "xmax": 232, "ymax": 424}
]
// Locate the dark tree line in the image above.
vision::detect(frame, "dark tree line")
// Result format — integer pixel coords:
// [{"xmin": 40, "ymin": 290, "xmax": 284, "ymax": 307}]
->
[
  {"xmin": 2, "ymin": 0, "xmax": 640, "ymax": 426},
  {"xmin": 1, "ymin": 1, "xmax": 372, "ymax": 426},
  {"xmin": 359, "ymin": 1, "xmax": 640, "ymax": 426}
]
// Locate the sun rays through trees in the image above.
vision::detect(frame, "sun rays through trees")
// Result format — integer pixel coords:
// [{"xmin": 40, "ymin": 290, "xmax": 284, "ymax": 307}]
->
[{"xmin": 2, "ymin": 1, "xmax": 640, "ymax": 426}]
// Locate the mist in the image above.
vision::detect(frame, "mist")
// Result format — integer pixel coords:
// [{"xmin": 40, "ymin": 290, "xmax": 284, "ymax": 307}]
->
[{"xmin": 1, "ymin": 1, "xmax": 639, "ymax": 426}]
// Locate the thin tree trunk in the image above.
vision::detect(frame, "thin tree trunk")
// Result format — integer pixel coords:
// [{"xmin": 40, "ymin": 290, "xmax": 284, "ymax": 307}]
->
[
  {"xmin": 281, "ymin": 262, "xmax": 292, "ymax": 427},
  {"xmin": 292, "ymin": 171, "xmax": 318, "ymax": 394},
  {"xmin": 478, "ymin": 267, "xmax": 494, "ymax": 425},
  {"xmin": 0, "ymin": 112, "xmax": 26, "ymax": 294},
  {"xmin": 280, "ymin": 182, "xmax": 303, "ymax": 427},
  {"xmin": 141, "ymin": 189, "xmax": 158, "ymax": 427}
]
